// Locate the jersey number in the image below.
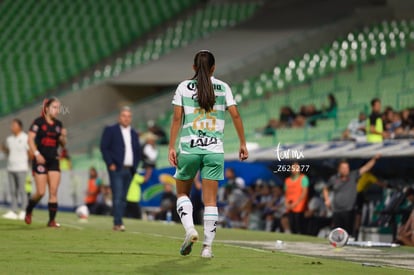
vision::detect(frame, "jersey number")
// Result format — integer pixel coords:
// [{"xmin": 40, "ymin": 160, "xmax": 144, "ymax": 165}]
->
[{"xmin": 192, "ymin": 108, "xmax": 216, "ymax": 131}]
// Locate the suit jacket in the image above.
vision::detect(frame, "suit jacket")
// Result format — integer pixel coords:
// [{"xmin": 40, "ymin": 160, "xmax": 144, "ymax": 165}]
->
[{"xmin": 100, "ymin": 123, "xmax": 141, "ymax": 174}]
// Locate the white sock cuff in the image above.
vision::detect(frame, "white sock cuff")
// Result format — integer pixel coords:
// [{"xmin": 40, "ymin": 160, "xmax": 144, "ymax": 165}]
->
[
  {"xmin": 204, "ymin": 206, "xmax": 218, "ymax": 221},
  {"xmin": 176, "ymin": 196, "xmax": 192, "ymax": 210}
]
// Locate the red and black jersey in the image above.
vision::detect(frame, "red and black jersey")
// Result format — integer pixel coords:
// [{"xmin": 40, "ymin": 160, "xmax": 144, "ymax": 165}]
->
[{"xmin": 29, "ymin": 116, "xmax": 63, "ymax": 159}]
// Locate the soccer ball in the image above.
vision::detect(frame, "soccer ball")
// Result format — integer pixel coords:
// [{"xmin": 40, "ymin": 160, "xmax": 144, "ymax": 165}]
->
[
  {"xmin": 75, "ymin": 205, "xmax": 89, "ymax": 220},
  {"xmin": 328, "ymin": 227, "xmax": 349, "ymax": 248}
]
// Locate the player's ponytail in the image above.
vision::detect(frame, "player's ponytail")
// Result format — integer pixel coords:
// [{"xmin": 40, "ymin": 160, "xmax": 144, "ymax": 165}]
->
[
  {"xmin": 41, "ymin": 99, "xmax": 48, "ymax": 117},
  {"xmin": 192, "ymin": 50, "xmax": 215, "ymax": 112}
]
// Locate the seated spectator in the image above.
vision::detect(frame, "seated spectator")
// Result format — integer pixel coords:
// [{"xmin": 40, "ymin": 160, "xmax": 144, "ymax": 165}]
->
[
  {"xmin": 154, "ymin": 179, "xmax": 179, "ymax": 222},
  {"xmin": 84, "ymin": 167, "xmax": 102, "ymax": 214},
  {"xmin": 141, "ymin": 132, "xmax": 158, "ymax": 182},
  {"xmin": 307, "ymin": 93, "xmax": 338, "ymax": 126},
  {"xmin": 225, "ymin": 168, "xmax": 245, "ymax": 189},
  {"xmin": 224, "ymin": 186, "xmax": 249, "ymax": 229},
  {"xmin": 256, "ymin": 106, "xmax": 303, "ymax": 135},
  {"xmin": 389, "ymin": 111, "xmax": 402, "ymax": 138},
  {"xmin": 243, "ymin": 181, "xmax": 262, "ymax": 230},
  {"xmin": 256, "ymin": 118, "xmax": 279, "ymax": 136},
  {"xmin": 300, "ymin": 104, "xmax": 319, "ymax": 118},
  {"xmin": 256, "ymin": 107, "xmax": 300, "ymax": 135},
  {"xmin": 298, "ymin": 104, "xmax": 321, "ymax": 127},
  {"xmin": 94, "ymin": 184, "xmax": 112, "ymax": 216},
  {"xmin": 321, "ymin": 93, "xmax": 338, "ymax": 119},
  {"xmin": 341, "ymin": 112, "xmax": 366, "ymax": 142},
  {"xmin": 401, "ymin": 108, "xmax": 414, "ymax": 130},
  {"xmin": 279, "ymin": 106, "xmax": 297, "ymax": 128},
  {"xmin": 380, "ymin": 106, "xmax": 414, "ymax": 139},
  {"xmin": 218, "ymin": 168, "xmax": 245, "ymax": 206},
  {"xmin": 147, "ymin": 120, "xmax": 168, "ymax": 145},
  {"xmin": 304, "ymin": 184, "xmax": 331, "ymax": 236},
  {"xmin": 218, "ymin": 168, "xmax": 248, "ymax": 228},
  {"xmin": 383, "ymin": 106, "xmax": 394, "ymax": 131},
  {"xmin": 258, "ymin": 184, "xmax": 273, "ymax": 225},
  {"xmin": 394, "ymin": 109, "xmax": 414, "ymax": 139},
  {"xmin": 260, "ymin": 95, "xmax": 338, "ymax": 131},
  {"xmin": 263, "ymin": 185, "xmax": 289, "ymax": 232}
]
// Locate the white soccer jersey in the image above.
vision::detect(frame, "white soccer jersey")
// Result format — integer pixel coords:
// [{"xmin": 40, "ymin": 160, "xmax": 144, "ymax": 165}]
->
[
  {"xmin": 5, "ymin": 132, "xmax": 29, "ymax": 172},
  {"xmin": 172, "ymin": 77, "xmax": 236, "ymax": 154}
]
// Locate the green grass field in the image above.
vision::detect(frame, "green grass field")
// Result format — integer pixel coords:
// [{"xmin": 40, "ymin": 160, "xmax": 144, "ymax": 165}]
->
[{"xmin": 0, "ymin": 209, "xmax": 412, "ymax": 275}]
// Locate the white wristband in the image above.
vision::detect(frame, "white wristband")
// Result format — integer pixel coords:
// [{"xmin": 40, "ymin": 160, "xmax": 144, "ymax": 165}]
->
[{"xmin": 34, "ymin": 150, "xmax": 40, "ymax": 156}]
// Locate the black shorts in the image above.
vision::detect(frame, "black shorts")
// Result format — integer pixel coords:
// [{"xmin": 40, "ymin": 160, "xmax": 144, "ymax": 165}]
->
[{"xmin": 32, "ymin": 158, "xmax": 60, "ymax": 174}]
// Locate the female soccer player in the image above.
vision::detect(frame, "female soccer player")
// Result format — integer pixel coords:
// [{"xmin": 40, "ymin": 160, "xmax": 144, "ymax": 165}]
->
[
  {"xmin": 169, "ymin": 50, "xmax": 248, "ymax": 258},
  {"xmin": 25, "ymin": 97, "xmax": 67, "ymax": 227}
]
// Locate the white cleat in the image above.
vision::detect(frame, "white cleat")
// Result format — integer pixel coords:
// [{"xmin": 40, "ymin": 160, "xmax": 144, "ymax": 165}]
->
[
  {"xmin": 201, "ymin": 245, "xmax": 214, "ymax": 259},
  {"xmin": 18, "ymin": 211, "xmax": 26, "ymax": 221},
  {"xmin": 180, "ymin": 228, "xmax": 199, "ymax": 256},
  {"xmin": 2, "ymin": 211, "xmax": 18, "ymax": 220}
]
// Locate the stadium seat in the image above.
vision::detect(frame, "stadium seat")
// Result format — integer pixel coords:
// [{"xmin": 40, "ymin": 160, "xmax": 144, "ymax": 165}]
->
[
  {"xmin": 212, "ymin": 20, "xmax": 414, "ymax": 150},
  {"xmin": 0, "ymin": 0, "xmax": 199, "ymax": 115},
  {"xmin": 397, "ymin": 89, "xmax": 414, "ymax": 109},
  {"xmin": 66, "ymin": 1, "xmax": 263, "ymax": 94}
]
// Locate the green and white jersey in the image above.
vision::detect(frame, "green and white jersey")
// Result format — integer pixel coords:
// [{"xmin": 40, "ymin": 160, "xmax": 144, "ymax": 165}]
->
[{"xmin": 172, "ymin": 77, "xmax": 236, "ymax": 154}]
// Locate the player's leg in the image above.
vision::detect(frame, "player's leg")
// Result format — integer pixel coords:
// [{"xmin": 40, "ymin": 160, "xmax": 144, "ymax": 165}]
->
[
  {"xmin": 176, "ymin": 178, "xmax": 195, "ymax": 228},
  {"xmin": 109, "ymin": 170, "xmax": 124, "ymax": 229},
  {"xmin": 129, "ymin": 202, "xmax": 141, "ymax": 219},
  {"xmin": 46, "ymin": 171, "xmax": 61, "ymax": 227},
  {"xmin": 115, "ymin": 169, "xmax": 133, "ymax": 231},
  {"xmin": 344, "ymin": 210, "xmax": 355, "ymax": 237},
  {"xmin": 7, "ymin": 172, "xmax": 18, "ymax": 217},
  {"xmin": 200, "ymin": 153, "xmax": 223, "ymax": 258},
  {"xmin": 331, "ymin": 211, "xmax": 342, "ymax": 229},
  {"xmin": 288, "ymin": 212, "xmax": 297, "ymax": 233},
  {"xmin": 175, "ymin": 153, "xmax": 200, "ymax": 256},
  {"xmin": 298, "ymin": 212, "xmax": 306, "ymax": 234},
  {"xmin": 354, "ymin": 192, "xmax": 364, "ymax": 239},
  {"xmin": 265, "ymin": 214, "xmax": 274, "ymax": 232},
  {"xmin": 281, "ymin": 213, "xmax": 291, "ymax": 233},
  {"xmin": 176, "ymin": 178, "xmax": 198, "ymax": 255},
  {"xmin": 16, "ymin": 171, "xmax": 28, "ymax": 219},
  {"xmin": 201, "ymin": 178, "xmax": 218, "ymax": 258},
  {"xmin": 25, "ymin": 168, "xmax": 47, "ymax": 224}
]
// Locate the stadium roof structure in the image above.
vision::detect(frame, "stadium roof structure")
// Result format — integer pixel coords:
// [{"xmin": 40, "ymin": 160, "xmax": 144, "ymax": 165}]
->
[{"xmin": 225, "ymin": 140, "xmax": 414, "ymax": 161}]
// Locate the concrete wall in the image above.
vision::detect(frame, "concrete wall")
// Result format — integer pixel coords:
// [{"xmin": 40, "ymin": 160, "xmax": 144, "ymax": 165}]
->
[
  {"xmin": 388, "ymin": 0, "xmax": 414, "ymax": 19},
  {"xmin": 0, "ymin": 83, "xmax": 162, "ymax": 144}
]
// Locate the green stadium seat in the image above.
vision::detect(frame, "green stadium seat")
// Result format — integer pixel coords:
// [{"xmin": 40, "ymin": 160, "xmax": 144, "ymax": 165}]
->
[
  {"xmin": 0, "ymin": 0, "xmax": 200, "ymax": 115},
  {"xmin": 100, "ymin": 1, "xmax": 263, "ymax": 81},
  {"xmin": 396, "ymin": 90, "xmax": 414, "ymax": 109},
  {"xmin": 205, "ymin": 20, "xmax": 414, "ymax": 151}
]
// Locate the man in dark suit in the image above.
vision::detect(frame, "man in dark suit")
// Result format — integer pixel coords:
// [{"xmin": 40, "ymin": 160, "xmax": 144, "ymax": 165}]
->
[{"xmin": 100, "ymin": 106, "xmax": 141, "ymax": 231}]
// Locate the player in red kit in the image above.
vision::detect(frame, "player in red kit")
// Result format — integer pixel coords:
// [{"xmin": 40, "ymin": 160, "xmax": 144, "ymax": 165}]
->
[{"xmin": 25, "ymin": 97, "xmax": 67, "ymax": 227}]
